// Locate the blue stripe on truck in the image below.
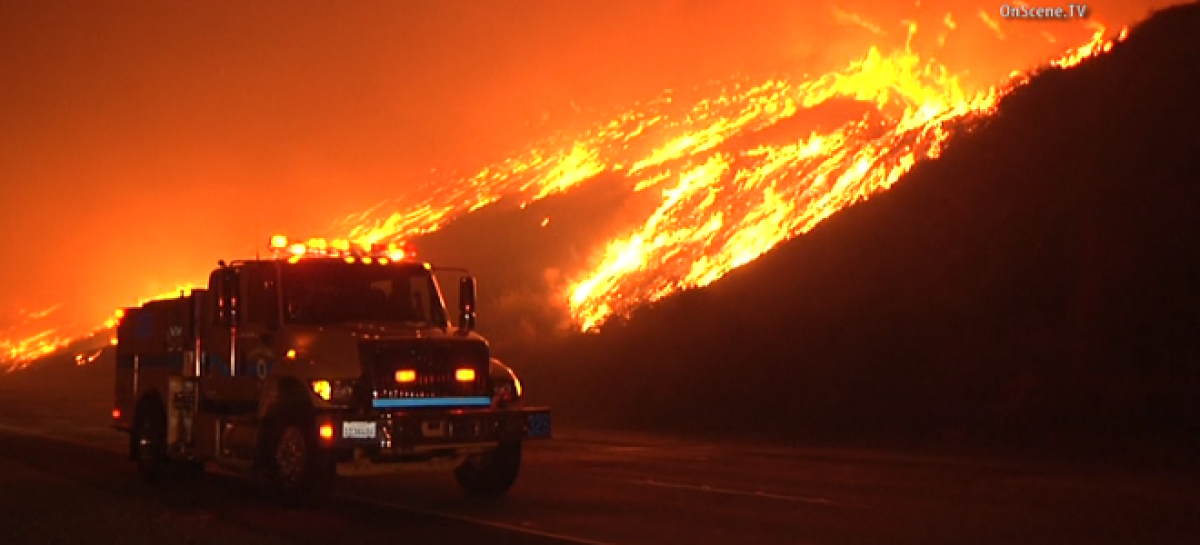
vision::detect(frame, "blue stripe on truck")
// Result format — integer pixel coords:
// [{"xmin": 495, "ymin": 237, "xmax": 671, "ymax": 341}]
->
[{"xmin": 372, "ymin": 396, "xmax": 492, "ymax": 409}]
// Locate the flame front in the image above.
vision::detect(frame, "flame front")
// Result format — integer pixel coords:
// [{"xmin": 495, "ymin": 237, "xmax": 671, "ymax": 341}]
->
[
  {"xmin": 0, "ymin": 13, "xmax": 1131, "ymax": 370},
  {"xmin": 2, "ymin": 284, "xmax": 199, "ymax": 372},
  {"xmin": 332, "ymin": 17, "xmax": 1127, "ymax": 331},
  {"xmin": 1, "ymin": 305, "xmax": 75, "ymax": 372}
]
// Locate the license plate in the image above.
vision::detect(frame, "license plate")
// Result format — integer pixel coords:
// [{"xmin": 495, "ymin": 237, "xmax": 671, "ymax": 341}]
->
[{"xmin": 342, "ymin": 421, "xmax": 377, "ymax": 439}]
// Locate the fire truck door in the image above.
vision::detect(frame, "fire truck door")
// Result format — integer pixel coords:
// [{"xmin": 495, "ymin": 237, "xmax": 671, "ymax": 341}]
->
[
  {"xmin": 200, "ymin": 268, "xmax": 234, "ymax": 378},
  {"xmin": 238, "ymin": 263, "xmax": 280, "ymax": 384},
  {"xmin": 199, "ymin": 267, "xmax": 258, "ymax": 407}
]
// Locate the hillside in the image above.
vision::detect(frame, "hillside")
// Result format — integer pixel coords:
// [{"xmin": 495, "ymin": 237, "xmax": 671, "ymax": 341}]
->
[{"xmin": 511, "ymin": 2, "xmax": 1200, "ymax": 450}]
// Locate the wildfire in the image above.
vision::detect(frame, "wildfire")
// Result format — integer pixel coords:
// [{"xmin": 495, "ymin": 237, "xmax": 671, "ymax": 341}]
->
[
  {"xmin": 1, "ymin": 305, "xmax": 76, "ymax": 372},
  {"xmin": 0, "ymin": 11, "xmax": 1132, "ymax": 370},
  {"xmin": 1051, "ymin": 22, "xmax": 1128, "ymax": 68},
  {"xmin": 1, "ymin": 284, "xmax": 198, "ymax": 372},
  {"xmin": 332, "ymin": 16, "xmax": 1128, "ymax": 331}
]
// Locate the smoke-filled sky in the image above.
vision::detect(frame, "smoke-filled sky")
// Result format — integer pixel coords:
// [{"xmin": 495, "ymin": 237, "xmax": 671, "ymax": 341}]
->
[{"xmin": 0, "ymin": 0, "xmax": 1176, "ymax": 329}]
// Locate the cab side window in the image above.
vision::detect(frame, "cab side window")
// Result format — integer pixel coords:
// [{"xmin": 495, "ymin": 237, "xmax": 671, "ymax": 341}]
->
[
  {"xmin": 209, "ymin": 268, "xmax": 240, "ymax": 327},
  {"xmin": 244, "ymin": 265, "xmax": 279, "ymax": 328}
]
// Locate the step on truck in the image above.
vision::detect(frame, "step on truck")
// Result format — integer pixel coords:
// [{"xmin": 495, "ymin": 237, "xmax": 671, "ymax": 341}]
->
[{"xmin": 112, "ymin": 236, "xmax": 551, "ymax": 498}]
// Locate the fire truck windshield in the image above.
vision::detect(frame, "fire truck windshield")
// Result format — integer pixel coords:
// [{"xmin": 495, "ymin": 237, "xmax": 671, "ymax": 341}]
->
[{"xmin": 281, "ymin": 261, "xmax": 448, "ymax": 327}]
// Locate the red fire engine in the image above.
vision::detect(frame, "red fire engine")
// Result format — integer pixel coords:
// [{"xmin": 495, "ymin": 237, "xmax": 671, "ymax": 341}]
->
[{"xmin": 113, "ymin": 236, "xmax": 550, "ymax": 497}]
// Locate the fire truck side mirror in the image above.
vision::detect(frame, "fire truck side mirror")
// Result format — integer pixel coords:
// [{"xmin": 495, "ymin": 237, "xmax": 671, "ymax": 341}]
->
[{"xmin": 458, "ymin": 276, "xmax": 477, "ymax": 334}]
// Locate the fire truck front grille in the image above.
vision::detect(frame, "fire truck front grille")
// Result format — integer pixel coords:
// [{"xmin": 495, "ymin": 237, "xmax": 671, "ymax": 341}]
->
[{"xmin": 359, "ymin": 340, "xmax": 490, "ymax": 407}]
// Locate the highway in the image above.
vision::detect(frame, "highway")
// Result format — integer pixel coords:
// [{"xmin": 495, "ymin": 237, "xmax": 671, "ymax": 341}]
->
[{"xmin": 0, "ymin": 388, "xmax": 1195, "ymax": 545}]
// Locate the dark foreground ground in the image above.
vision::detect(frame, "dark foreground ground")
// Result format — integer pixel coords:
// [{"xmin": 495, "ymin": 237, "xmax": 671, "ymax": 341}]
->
[{"xmin": 0, "ymin": 382, "xmax": 1196, "ymax": 545}]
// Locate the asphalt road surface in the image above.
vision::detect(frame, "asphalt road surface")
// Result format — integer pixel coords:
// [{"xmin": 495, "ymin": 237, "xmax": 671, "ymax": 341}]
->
[{"xmin": 0, "ymin": 388, "xmax": 1195, "ymax": 545}]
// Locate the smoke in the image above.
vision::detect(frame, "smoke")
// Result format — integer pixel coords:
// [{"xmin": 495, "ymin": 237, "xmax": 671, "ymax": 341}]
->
[{"xmin": 484, "ymin": 269, "xmax": 577, "ymax": 348}]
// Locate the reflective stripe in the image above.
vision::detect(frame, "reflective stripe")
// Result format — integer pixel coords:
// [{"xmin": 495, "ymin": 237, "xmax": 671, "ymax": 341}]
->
[{"xmin": 372, "ymin": 396, "xmax": 491, "ymax": 409}]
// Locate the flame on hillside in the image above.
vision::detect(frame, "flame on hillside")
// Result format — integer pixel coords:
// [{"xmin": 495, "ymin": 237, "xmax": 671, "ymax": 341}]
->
[
  {"xmin": 1, "ymin": 11, "xmax": 1129, "ymax": 369},
  {"xmin": 2, "ymin": 285, "xmax": 199, "ymax": 372},
  {"xmin": 331, "ymin": 15, "xmax": 1128, "ymax": 331},
  {"xmin": 1, "ymin": 305, "xmax": 77, "ymax": 372}
]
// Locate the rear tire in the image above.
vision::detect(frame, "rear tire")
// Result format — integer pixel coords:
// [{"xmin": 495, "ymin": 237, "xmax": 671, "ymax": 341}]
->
[
  {"xmin": 269, "ymin": 421, "xmax": 335, "ymax": 503},
  {"xmin": 134, "ymin": 402, "xmax": 168, "ymax": 483},
  {"xmin": 455, "ymin": 441, "xmax": 522, "ymax": 497}
]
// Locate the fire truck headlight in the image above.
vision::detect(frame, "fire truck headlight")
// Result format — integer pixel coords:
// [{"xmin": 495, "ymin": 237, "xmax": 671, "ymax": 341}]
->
[
  {"xmin": 311, "ymin": 380, "xmax": 332, "ymax": 401},
  {"xmin": 311, "ymin": 380, "xmax": 355, "ymax": 405}
]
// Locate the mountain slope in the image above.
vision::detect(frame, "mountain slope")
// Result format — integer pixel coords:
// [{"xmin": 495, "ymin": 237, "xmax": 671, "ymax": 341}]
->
[{"xmin": 515, "ymin": 2, "xmax": 1200, "ymax": 447}]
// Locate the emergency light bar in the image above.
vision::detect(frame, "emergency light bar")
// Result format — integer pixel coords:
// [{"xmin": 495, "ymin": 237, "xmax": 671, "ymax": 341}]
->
[{"xmin": 268, "ymin": 235, "xmax": 417, "ymax": 262}]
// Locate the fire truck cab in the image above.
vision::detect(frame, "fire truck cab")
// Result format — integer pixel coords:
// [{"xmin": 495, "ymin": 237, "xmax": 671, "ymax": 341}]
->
[{"xmin": 112, "ymin": 236, "xmax": 551, "ymax": 498}]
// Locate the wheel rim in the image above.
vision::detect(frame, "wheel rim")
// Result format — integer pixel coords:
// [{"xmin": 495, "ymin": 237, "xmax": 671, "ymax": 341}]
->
[{"xmin": 275, "ymin": 427, "xmax": 307, "ymax": 488}]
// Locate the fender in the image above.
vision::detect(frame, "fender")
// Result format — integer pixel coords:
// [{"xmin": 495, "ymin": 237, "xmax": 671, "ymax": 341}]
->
[
  {"xmin": 254, "ymin": 376, "xmax": 316, "ymax": 468},
  {"xmin": 489, "ymin": 358, "xmax": 524, "ymax": 407}
]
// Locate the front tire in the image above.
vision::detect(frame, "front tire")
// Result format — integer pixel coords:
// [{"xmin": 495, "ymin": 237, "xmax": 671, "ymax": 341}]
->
[
  {"xmin": 270, "ymin": 421, "xmax": 335, "ymax": 501},
  {"xmin": 455, "ymin": 440, "xmax": 522, "ymax": 497}
]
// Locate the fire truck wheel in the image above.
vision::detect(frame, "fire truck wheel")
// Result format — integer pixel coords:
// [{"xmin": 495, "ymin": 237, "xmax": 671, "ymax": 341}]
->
[
  {"xmin": 134, "ymin": 402, "xmax": 168, "ymax": 483},
  {"xmin": 455, "ymin": 440, "xmax": 522, "ymax": 497},
  {"xmin": 270, "ymin": 421, "xmax": 334, "ymax": 501}
]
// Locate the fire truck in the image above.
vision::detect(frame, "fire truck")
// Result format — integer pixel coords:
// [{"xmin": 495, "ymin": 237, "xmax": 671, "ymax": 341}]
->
[{"xmin": 112, "ymin": 236, "xmax": 551, "ymax": 498}]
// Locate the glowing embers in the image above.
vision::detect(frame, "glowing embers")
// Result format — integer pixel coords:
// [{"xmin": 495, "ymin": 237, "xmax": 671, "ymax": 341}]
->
[
  {"xmin": 102, "ymin": 308, "xmax": 124, "ymax": 329},
  {"xmin": 267, "ymin": 234, "xmax": 417, "ymax": 263}
]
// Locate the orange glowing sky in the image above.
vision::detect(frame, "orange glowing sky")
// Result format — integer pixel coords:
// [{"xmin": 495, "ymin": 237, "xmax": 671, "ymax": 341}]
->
[{"xmin": 0, "ymin": 0, "xmax": 1178, "ymax": 339}]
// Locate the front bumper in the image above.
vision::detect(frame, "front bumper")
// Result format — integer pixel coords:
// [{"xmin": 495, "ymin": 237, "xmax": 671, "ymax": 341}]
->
[{"xmin": 319, "ymin": 405, "xmax": 551, "ymax": 453}]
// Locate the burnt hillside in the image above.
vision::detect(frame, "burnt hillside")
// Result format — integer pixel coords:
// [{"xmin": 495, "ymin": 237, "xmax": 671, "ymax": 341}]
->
[{"xmin": 513, "ymin": 2, "xmax": 1200, "ymax": 449}]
